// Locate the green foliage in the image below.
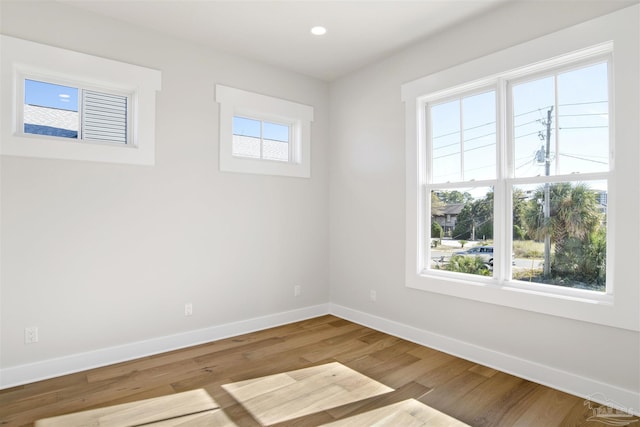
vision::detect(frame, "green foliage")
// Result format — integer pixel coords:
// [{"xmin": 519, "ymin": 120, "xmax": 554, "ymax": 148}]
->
[
  {"xmin": 459, "ymin": 240, "xmax": 467, "ymax": 249},
  {"xmin": 443, "ymin": 255, "xmax": 490, "ymax": 276},
  {"xmin": 453, "ymin": 191, "xmax": 493, "ymax": 240},
  {"xmin": 431, "ymin": 221, "xmax": 443, "ymax": 240},
  {"xmin": 552, "ymin": 229, "xmax": 606, "ymax": 288},
  {"xmin": 512, "ymin": 240, "xmax": 544, "ymax": 259},
  {"xmin": 513, "ymin": 224, "xmax": 526, "ymax": 241},
  {"xmin": 524, "ymin": 182, "xmax": 605, "ymax": 287},
  {"xmin": 436, "ymin": 190, "xmax": 473, "ymax": 204},
  {"xmin": 512, "ymin": 188, "xmax": 529, "ymax": 239}
]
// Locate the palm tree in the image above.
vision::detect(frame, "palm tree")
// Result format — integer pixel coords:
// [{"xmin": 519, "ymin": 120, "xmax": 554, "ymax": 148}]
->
[{"xmin": 524, "ymin": 182, "xmax": 603, "ymax": 283}]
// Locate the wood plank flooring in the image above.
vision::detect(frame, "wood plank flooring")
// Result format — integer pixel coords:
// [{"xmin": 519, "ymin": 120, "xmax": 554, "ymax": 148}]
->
[{"xmin": 0, "ymin": 315, "xmax": 632, "ymax": 426}]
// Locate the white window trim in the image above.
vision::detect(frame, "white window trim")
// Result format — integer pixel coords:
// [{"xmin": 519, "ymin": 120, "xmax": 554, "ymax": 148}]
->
[
  {"xmin": 216, "ymin": 84, "xmax": 313, "ymax": 178},
  {"xmin": 0, "ymin": 35, "xmax": 161, "ymax": 165},
  {"xmin": 402, "ymin": 8, "xmax": 639, "ymax": 331}
]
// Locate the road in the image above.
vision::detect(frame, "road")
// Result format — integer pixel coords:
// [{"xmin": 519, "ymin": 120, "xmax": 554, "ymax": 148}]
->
[{"xmin": 430, "ymin": 250, "xmax": 543, "ymax": 270}]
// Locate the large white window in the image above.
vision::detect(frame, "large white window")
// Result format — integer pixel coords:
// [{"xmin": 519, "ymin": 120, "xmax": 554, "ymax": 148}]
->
[
  {"xmin": 216, "ymin": 85, "xmax": 313, "ymax": 178},
  {"xmin": 1, "ymin": 35, "xmax": 161, "ymax": 165},
  {"xmin": 403, "ymin": 8, "xmax": 640, "ymax": 331},
  {"xmin": 423, "ymin": 55, "xmax": 611, "ymax": 295}
]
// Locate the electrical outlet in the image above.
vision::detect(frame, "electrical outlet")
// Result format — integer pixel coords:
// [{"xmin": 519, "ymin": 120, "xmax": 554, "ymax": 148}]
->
[
  {"xmin": 294, "ymin": 285, "xmax": 301, "ymax": 297},
  {"xmin": 184, "ymin": 303, "xmax": 193, "ymax": 316},
  {"xmin": 25, "ymin": 327, "xmax": 38, "ymax": 344},
  {"xmin": 370, "ymin": 290, "xmax": 377, "ymax": 302}
]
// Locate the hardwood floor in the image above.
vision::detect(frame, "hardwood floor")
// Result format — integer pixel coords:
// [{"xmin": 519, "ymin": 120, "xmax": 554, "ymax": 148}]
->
[{"xmin": 0, "ymin": 315, "xmax": 630, "ymax": 426}]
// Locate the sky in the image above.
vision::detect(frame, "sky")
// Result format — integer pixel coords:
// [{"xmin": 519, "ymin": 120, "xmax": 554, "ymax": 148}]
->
[
  {"xmin": 233, "ymin": 116, "xmax": 289, "ymax": 143},
  {"xmin": 25, "ymin": 79, "xmax": 78, "ymax": 111},
  {"xmin": 429, "ymin": 60, "xmax": 609, "ymax": 193}
]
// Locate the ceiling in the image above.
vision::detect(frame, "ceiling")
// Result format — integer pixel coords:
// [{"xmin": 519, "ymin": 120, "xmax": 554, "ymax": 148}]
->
[{"xmin": 60, "ymin": 0, "xmax": 508, "ymax": 81}]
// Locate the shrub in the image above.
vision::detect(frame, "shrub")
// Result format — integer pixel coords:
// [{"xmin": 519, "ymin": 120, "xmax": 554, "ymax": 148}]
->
[
  {"xmin": 443, "ymin": 255, "xmax": 490, "ymax": 276},
  {"xmin": 431, "ymin": 222, "xmax": 443, "ymax": 240}
]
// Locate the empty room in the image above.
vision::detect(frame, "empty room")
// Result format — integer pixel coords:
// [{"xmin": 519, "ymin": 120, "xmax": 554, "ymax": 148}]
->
[{"xmin": 0, "ymin": 0, "xmax": 638, "ymax": 425}]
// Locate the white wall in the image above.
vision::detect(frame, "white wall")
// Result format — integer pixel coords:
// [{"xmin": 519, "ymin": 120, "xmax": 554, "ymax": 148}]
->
[
  {"xmin": 330, "ymin": 0, "xmax": 639, "ymax": 409},
  {"xmin": 0, "ymin": 1, "xmax": 329, "ymax": 379}
]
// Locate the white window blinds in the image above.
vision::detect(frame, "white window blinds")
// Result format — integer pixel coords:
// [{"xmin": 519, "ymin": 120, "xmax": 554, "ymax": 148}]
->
[{"xmin": 81, "ymin": 90, "xmax": 128, "ymax": 144}]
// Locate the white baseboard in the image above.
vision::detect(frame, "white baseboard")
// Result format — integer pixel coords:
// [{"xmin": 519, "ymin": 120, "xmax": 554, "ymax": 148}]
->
[
  {"xmin": 329, "ymin": 303, "xmax": 640, "ymax": 417},
  {"xmin": 0, "ymin": 304, "xmax": 330, "ymax": 389}
]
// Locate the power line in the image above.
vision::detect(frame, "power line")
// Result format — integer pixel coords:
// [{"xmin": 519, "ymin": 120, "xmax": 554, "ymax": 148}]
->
[
  {"xmin": 558, "ymin": 100, "xmax": 607, "ymax": 107},
  {"xmin": 433, "ymin": 142, "xmax": 495, "ymax": 160},
  {"xmin": 558, "ymin": 113, "xmax": 608, "ymax": 117},
  {"xmin": 559, "ymin": 126, "xmax": 608, "ymax": 130},
  {"xmin": 464, "ymin": 142, "xmax": 495, "ymax": 153},
  {"xmin": 432, "ymin": 101, "xmax": 607, "ymax": 139},
  {"xmin": 558, "ymin": 153, "xmax": 608, "ymax": 165},
  {"xmin": 514, "ymin": 130, "xmax": 541, "ymax": 139},
  {"xmin": 514, "ymin": 105, "xmax": 553, "ymax": 118},
  {"xmin": 432, "ymin": 120, "xmax": 495, "ymax": 140},
  {"xmin": 464, "ymin": 132, "xmax": 496, "ymax": 143},
  {"xmin": 516, "ymin": 158, "xmax": 534, "ymax": 170},
  {"xmin": 561, "ymin": 152, "xmax": 608, "ymax": 160},
  {"xmin": 514, "ymin": 118, "xmax": 542, "ymax": 128},
  {"xmin": 434, "ymin": 132, "xmax": 496, "ymax": 151}
]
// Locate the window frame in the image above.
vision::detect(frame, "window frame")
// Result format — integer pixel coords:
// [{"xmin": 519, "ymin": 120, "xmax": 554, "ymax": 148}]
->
[
  {"xmin": 216, "ymin": 84, "xmax": 313, "ymax": 178},
  {"xmin": 0, "ymin": 35, "xmax": 161, "ymax": 166},
  {"xmin": 402, "ymin": 21, "xmax": 638, "ymax": 331},
  {"xmin": 422, "ymin": 53, "xmax": 614, "ymax": 293},
  {"xmin": 17, "ymin": 73, "xmax": 134, "ymax": 146},
  {"xmin": 232, "ymin": 113, "xmax": 295, "ymax": 163}
]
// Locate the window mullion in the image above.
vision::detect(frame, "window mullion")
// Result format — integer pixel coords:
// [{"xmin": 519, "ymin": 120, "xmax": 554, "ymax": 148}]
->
[
  {"xmin": 260, "ymin": 120, "xmax": 264, "ymax": 160},
  {"xmin": 459, "ymin": 100, "xmax": 465, "ymax": 181},
  {"xmin": 78, "ymin": 88, "xmax": 84, "ymax": 142},
  {"xmin": 496, "ymin": 79, "xmax": 509, "ymax": 282},
  {"xmin": 553, "ymin": 74, "xmax": 560, "ymax": 175}
]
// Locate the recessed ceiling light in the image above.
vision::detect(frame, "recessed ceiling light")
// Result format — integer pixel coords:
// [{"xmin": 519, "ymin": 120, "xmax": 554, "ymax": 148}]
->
[{"xmin": 310, "ymin": 26, "xmax": 327, "ymax": 36}]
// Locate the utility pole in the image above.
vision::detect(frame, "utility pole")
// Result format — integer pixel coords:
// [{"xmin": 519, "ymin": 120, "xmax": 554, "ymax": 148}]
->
[{"xmin": 543, "ymin": 107, "xmax": 553, "ymax": 278}]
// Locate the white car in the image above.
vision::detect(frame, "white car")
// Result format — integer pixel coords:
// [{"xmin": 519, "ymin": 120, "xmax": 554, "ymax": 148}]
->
[
  {"xmin": 455, "ymin": 246, "xmax": 494, "ymax": 265},
  {"xmin": 454, "ymin": 246, "xmax": 516, "ymax": 266}
]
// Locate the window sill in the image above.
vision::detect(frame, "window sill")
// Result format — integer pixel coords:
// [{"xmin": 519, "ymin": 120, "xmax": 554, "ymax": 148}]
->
[
  {"xmin": 3, "ymin": 131, "xmax": 151, "ymax": 166},
  {"xmin": 407, "ymin": 271, "xmax": 629, "ymax": 330}
]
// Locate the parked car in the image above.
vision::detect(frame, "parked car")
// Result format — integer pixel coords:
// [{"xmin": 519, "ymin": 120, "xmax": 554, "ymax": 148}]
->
[
  {"xmin": 455, "ymin": 246, "xmax": 494, "ymax": 265},
  {"xmin": 454, "ymin": 245, "xmax": 516, "ymax": 266}
]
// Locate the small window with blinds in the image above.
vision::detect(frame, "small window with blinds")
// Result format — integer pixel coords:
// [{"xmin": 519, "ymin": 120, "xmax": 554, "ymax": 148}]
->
[
  {"xmin": 82, "ymin": 90, "xmax": 128, "ymax": 144},
  {"xmin": 22, "ymin": 78, "xmax": 131, "ymax": 145}
]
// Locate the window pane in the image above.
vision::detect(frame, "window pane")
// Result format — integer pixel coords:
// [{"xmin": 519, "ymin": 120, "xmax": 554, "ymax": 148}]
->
[
  {"xmin": 512, "ymin": 62, "xmax": 609, "ymax": 178},
  {"xmin": 428, "ymin": 187, "xmax": 494, "ymax": 277},
  {"xmin": 233, "ymin": 116, "xmax": 261, "ymax": 158},
  {"xmin": 512, "ymin": 76, "xmax": 555, "ymax": 178},
  {"xmin": 263, "ymin": 121, "xmax": 289, "ymax": 143},
  {"xmin": 512, "ymin": 181, "xmax": 606, "ymax": 291},
  {"xmin": 431, "ymin": 100, "xmax": 461, "ymax": 183},
  {"xmin": 232, "ymin": 117, "xmax": 290, "ymax": 161},
  {"xmin": 24, "ymin": 79, "xmax": 78, "ymax": 138},
  {"xmin": 233, "ymin": 116, "xmax": 261, "ymax": 138},
  {"xmin": 463, "ymin": 91, "xmax": 496, "ymax": 181},
  {"xmin": 430, "ymin": 91, "xmax": 496, "ymax": 183},
  {"xmin": 262, "ymin": 140, "xmax": 289, "ymax": 161},
  {"xmin": 263, "ymin": 121, "xmax": 289, "ymax": 162},
  {"xmin": 557, "ymin": 62, "xmax": 609, "ymax": 174}
]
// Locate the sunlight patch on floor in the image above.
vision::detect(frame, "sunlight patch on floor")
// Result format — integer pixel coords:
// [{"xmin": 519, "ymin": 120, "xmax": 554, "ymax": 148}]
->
[
  {"xmin": 222, "ymin": 361, "xmax": 394, "ymax": 425},
  {"xmin": 320, "ymin": 398, "xmax": 470, "ymax": 426},
  {"xmin": 35, "ymin": 389, "xmax": 226, "ymax": 427}
]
